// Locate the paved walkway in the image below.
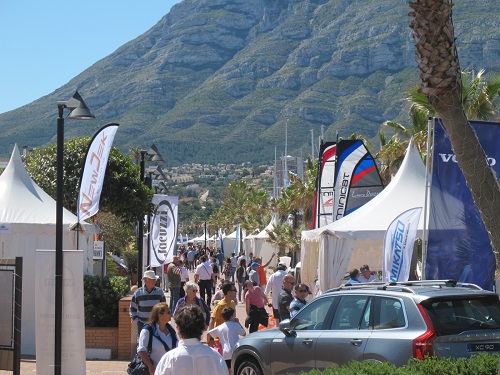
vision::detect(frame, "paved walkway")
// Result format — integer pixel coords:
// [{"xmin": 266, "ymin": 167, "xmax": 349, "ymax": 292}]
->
[{"xmin": 2, "ymin": 272, "xmax": 262, "ymax": 374}]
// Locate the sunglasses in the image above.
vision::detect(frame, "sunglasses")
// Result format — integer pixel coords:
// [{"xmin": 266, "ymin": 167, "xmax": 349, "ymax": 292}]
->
[
  {"xmin": 298, "ymin": 289, "xmax": 309, "ymax": 293},
  {"xmin": 159, "ymin": 310, "xmax": 172, "ymax": 315},
  {"xmin": 230, "ymin": 289, "xmax": 237, "ymax": 292},
  {"xmin": 287, "ymin": 281, "xmax": 296, "ymax": 285},
  {"xmin": 190, "ymin": 289, "xmax": 199, "ymax": 292}
]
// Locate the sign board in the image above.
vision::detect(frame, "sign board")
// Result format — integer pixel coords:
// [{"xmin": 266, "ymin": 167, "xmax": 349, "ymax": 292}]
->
[
  {"xmin": 0, "ymin": 268, "xmax": 14, "ymax": 348},
  {"xmin": 93, "ymin": 241, "xmax": 104, "ymax": 260}
]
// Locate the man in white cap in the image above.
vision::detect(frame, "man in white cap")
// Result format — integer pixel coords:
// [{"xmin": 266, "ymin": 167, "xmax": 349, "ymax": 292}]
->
[{"xmin": 129, "ymin": 270, "xmax": 166, "ymax": 332}]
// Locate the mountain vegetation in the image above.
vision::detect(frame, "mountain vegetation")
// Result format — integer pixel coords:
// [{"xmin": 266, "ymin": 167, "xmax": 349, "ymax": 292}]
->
[{"xmin": 0, "ymin": 0, "xmax": 498, "ymax": 166}]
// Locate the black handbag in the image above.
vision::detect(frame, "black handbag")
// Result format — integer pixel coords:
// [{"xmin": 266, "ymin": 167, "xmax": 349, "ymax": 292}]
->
[
  {"xmin": 127, "ymin": 325, "xmax": 154, "ymax": 375},
  {"xmin": 127, "ymin": 356, "xmax": 149, "ymax": 375}
]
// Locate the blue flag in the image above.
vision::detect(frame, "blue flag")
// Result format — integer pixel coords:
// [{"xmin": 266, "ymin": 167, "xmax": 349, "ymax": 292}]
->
[{"xmin": 426, "ymin": 119, "xmax": 499, "ymax": 290}]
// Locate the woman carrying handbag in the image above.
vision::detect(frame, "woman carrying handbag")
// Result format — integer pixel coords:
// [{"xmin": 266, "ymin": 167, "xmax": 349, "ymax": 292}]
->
[{"xmin": 135, "ymin": 303, "xmax": 178, "ymax": 375}]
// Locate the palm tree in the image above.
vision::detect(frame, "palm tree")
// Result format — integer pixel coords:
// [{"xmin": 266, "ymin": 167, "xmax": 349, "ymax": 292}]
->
[
  {"xmin": 129, "ymin": 146, "xmax": 142, "ymax": 164},
  {"xmin": 409, "ymin": 0, "xmax": 500, "ymax": 257},
  {"xmin": 377, "ymin": 69, "xmax": 500, "ymax": 182}
]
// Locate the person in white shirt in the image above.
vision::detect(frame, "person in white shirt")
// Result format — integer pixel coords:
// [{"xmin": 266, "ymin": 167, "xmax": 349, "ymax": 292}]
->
[
  {"xmin": 229, "ymin": 252, "xmax": 238, "ymax": 282},
  {"xmin": 358, "ymin": 264, "xmax": 379, "ymax": 283},
  {"xmin": 178, "ymin": 260, "xmax": 190, "ymax": 299},
  {"xmin": 237, "ymin": 251, "xmax": 247, "ymax": 267},
  {"xmin": 154, "ymin": 304, "xmax": 229, "ymax": 375},
  {"xmin": 207, "ymin": 306, "xmax": 246, "ymax": 372},
  {"xmin": 194, "ymin": 256, "xmax": 215, "ymax": 305},
  {"xmin": 265, "ymin": 262, "xmax": 288, "ymax": 322}
]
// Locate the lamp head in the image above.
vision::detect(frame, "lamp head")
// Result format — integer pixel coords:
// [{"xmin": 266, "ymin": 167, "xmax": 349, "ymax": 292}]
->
[
  {"xmin": 58, "ymin": 91, "xmax": 95, "ymax": 120},
  {"xmin": 147, "ymin": 144, "xmax": 165, "ymax": 162}
]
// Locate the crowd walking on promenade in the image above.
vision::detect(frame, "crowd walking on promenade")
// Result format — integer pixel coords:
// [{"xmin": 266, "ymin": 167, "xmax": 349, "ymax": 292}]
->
[{"xmin": 128, "ymin": 244, "xmax": 314, "ymax": 374}]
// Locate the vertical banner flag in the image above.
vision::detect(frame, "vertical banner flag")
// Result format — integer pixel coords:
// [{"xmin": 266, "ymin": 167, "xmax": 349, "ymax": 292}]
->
[
  {"xmin": 313, "ymin": 142, "xmax": 336, "ymax": 228},
  {"xmin": 219, "ymin": 229, "xmax": 224, "ymax": 256},
  {"xmin": 149, "ymin": 195, "xmax": 178, "ymax": 267},
  {"xmin": 333, "ymin": 140, "xmax": 384, "ymax": 221},
  {"xmin": 383, "ymin": 207, "xmax": 422, "ymax": 282},
  {"xmin": 426, "ymin": 119, "xmax": 499, "ymax": 290},
  {"xmin": 234, "ymin": 224, "xmax": 240, "ymax": 254},
  {"xmin": 77, "ymin": 123, "xmax": 119, "ymax": 222}
]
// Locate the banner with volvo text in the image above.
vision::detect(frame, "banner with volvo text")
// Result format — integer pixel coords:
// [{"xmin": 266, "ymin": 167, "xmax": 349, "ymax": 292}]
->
[
  {"xmin": 149, "ymin": 195, "xmax": 178, "ymax": 267},
  {"xmin": 426, "ymin": 119, "xmax": 499, "ymax": 290},
  {"xmin": 77, "ymin": 123, "xmax": 119, "ymax": 222},
  {"xmin": 383, "ymin": 207, "xmax": 422, "ymax": 282}
]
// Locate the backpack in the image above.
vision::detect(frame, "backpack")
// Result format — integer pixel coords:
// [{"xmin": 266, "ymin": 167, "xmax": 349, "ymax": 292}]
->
[{"xmin": 212, "ymin": 262, "xmax": 219, "ymax": 274}]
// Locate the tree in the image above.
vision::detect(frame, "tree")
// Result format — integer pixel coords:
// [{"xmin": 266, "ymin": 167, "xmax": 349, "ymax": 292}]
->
[
  {"xmin": 409, "ymin": 1, "xmax": 500, "ymax": 258},
  {"xmin": 23, "ymin": 137, "xmax": 152, "ymax": 225},
  {"xmin": 377, "ymin": 70, "xmax": 500, "ymax": 183}
]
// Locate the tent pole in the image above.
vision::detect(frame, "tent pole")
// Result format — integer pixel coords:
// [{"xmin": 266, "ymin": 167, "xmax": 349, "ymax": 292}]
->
[{"xmin": 421, "ymin": 117, "xmax": 434, "ymax": 280}]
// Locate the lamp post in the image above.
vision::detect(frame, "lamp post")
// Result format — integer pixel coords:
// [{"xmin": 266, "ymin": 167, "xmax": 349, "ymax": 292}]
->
[
  {"xmin": 55, "ymin": 91, "xmax": 94, "ymax": 375},
  {"xmin": 137, "ymin": 144, "xmax": 164, "ymax": 286}
]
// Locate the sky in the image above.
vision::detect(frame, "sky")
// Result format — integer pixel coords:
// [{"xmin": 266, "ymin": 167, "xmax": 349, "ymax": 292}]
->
[{"xmin": 0, "ymin": 0, "xmax": 181, "ymax": 114}]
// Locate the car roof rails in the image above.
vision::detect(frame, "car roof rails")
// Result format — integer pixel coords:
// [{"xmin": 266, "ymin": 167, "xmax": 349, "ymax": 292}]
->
[{"xmin": 324, "ymin": 279, "xmax": 484, "ymax": 294}]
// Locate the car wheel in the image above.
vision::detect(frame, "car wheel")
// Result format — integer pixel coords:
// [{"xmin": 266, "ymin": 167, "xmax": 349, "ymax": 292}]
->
[{"xmin": 237, "ymin": 359, "xmax": 263, "ymax": 375}]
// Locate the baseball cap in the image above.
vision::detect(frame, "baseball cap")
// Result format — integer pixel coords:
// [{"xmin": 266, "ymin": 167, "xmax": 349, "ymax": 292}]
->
[
  {"xmin": 278, "ymin": 262, "xmax": 287, "ymax": 268},
  {"xmin": 250, "ymin": 262, "xmax": 260, "ymax": 267}
]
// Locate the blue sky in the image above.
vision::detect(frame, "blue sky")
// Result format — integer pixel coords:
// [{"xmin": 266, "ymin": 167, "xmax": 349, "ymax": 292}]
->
[{"xmin": 0, "ymin": 0, "xmax": 180, "ymax": 114}]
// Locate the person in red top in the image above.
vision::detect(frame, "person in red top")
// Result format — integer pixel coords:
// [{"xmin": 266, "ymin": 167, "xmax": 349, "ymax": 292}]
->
[
  {"xmin": 244, "ymin": 280, "xmax": 269, "ymax": 333},
  {"xmin": 255, "ymin": 253, "xmax": 275, "ymax": 289}
]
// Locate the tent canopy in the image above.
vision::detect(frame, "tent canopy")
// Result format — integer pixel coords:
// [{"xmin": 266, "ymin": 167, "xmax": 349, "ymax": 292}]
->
[
  {"xmin": 301, "ymin": 141, "xmax": 427, "ymax": 292},
  {"xmin": 0, "ymin": 145, "xmax": 95, "ymax": 355}
]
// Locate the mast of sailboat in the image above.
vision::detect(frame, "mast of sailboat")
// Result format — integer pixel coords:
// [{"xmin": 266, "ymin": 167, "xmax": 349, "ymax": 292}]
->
[
  {"xmin": 284, "ymin": 118, "xmax": 288, "ymax": 187},
  {"xmin": 274, "ymin": 145, "xmax": 278, "ymax": 198}
]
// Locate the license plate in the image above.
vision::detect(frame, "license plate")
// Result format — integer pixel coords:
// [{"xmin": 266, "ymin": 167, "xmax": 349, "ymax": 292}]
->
[{"xmin": 467, "ymin": 343, "xmax": 500, "ymax": 352}]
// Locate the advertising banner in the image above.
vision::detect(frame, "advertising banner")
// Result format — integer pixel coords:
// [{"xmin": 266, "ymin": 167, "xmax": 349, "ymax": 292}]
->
[
  {"xmin": 149, "ymin": 195, "xmax": 178, "ymax": 267},
  {"xmin": 383, "ymin": 208, "xmax": 422, "ymax": 282},
  {"xmin": 77, "ymin": 123, "xmax": 119, "ymax": 222},
  {"xmin": 426, "ymin": 119, "xmax": 500, "ymax": 290}
]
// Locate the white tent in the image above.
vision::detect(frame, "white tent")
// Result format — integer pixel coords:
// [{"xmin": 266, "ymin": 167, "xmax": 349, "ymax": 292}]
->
[
  {"xmin": 222, "ymin": 227, "xmax": 245, "ymax": 257},
  {"xmin": 301, "ymin": 142, "xmax": 427, "ymax": 292},
  {"xmin": 0, "ymin": 145, "xmax": 95, "ymax": 355},
  {"xmin": 252, "ymin": 216, "xmax": 279, "ymax": 265}
]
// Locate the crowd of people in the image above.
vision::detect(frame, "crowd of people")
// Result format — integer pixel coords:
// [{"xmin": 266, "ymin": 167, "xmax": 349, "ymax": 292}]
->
[{"xmin": 130, "ymin": 246, "xmax": 379, "ymax": 374}]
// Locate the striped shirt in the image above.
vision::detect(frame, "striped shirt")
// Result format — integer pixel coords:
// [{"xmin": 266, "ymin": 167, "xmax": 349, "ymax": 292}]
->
[{"xmin": 129, "ymin": 286, "xmax": 166, "ymax": 325}]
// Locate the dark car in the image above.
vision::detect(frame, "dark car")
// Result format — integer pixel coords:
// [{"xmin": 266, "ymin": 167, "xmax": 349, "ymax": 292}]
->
[{"xmin": 232, "ymin": 280, "xmax": 500, "ymax": 375}]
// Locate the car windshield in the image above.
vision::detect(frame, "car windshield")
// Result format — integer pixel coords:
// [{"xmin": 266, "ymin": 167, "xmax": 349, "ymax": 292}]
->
[{"xmin": 423, "ymin": 296, "xmax": 500, "ymax": 335}]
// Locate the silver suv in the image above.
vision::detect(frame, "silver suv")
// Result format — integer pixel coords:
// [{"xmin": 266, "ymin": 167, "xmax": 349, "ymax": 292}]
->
[{"xmin": 232, "ymin": 280, "xmax": 500, "ymax": 375}]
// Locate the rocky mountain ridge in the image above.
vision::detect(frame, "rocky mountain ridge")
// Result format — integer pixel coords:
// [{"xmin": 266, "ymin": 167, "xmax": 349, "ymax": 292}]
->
[{"xmin": 0, "ymin": 0, "xmax": 498, "ymax": 164}]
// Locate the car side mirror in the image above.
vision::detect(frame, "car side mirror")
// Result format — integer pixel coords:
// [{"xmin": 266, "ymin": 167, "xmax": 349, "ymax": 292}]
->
[{"xmin": 279, "ymin": 319, "xmax": 296, "ymax": 337}]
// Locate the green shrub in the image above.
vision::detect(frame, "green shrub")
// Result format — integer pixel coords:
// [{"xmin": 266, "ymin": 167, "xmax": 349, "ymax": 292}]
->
[
  {"xmin": 298, "ymin": 354, "xmax": 500, "ymax": 375},
  {"xmin": 84, "ymin": 275, "xmax": 129, "ymax": 327}
]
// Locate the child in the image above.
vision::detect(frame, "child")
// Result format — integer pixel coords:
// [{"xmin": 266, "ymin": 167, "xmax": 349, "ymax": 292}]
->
[{"xmin": 208, "ymin": 306, "xmax": 246, "ymax": 373}]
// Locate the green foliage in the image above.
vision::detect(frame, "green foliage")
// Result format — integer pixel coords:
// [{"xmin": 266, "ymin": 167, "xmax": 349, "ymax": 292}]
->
[
  {"xmin": 23, "ymin": 137, "xmax": 152, "ymax": 226},
  {"xmin": 122, "ymin": 248, "xmax": 139, "ymax": 274},
  {"xmin": 84, "ymin": 275, "xmax": 129, "ymax": 327},
  {"xmin": 106, "ymin": 252, "xmax": 120, "ymax": 276},
  {"xmin": 298, "ymin": 354, "xmax": 500, "ymax": 375},
  {"xmin": 98, "ymin": 211, "xmax": 135, "ymax": 256}
]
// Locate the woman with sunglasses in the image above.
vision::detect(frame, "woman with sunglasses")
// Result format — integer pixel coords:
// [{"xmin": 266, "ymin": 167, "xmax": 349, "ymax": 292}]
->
[
  {"xmin": 290, "ymin": 283, "xmax": 312, "ymax": 318},
  {"xmin": 173, "ymin": 281, "xmax": 211, "ymax": 327},
  {"xmin": 137, "ymin": 302, "xmax": 178, "ymax": 375}
]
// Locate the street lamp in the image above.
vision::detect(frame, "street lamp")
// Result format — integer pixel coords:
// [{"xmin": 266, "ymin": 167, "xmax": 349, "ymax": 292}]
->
[
  {"xmin": 55, "ymin": 91, "xmax": 94, "ymax": 375},
  {"xmin": 137, "ymin": 144, "xmax": 164, "ymax": 286}
]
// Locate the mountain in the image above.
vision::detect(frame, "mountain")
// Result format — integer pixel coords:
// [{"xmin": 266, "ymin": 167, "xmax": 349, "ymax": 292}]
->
[{"xmin": 0, "ymin": 0, "xmax": 498, "ymax": 164}]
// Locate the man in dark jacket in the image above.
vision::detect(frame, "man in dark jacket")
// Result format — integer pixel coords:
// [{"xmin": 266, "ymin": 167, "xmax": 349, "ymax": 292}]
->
[{"xmin": 278, "ymin": 274, "xmax": 296, "ymax": 321}]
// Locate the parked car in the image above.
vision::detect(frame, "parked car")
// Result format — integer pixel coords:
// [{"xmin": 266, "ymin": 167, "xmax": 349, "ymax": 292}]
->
[{"xmin": 232, "ymin": 280, "xmax": 500, "ymax": 375}]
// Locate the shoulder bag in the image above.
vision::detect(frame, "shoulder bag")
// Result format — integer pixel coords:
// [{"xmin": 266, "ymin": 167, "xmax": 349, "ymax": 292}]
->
[{"xmin": 127, "ymin": 324, "xmax": 154, "ymax": 375}]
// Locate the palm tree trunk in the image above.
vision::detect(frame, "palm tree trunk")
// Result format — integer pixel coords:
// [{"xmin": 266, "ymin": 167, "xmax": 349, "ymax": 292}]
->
[{"xmin": 410, "ymin": 0, "xmax": 500, "ymax": 259}]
